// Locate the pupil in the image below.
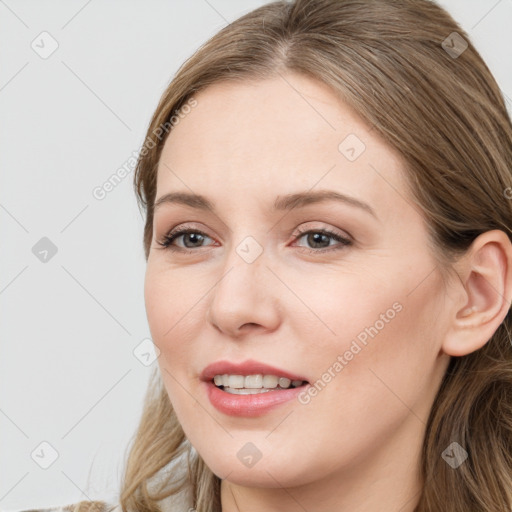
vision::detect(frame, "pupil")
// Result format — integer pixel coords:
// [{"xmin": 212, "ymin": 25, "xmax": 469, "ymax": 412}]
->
[
  {"xmin": 308, "ymin": 233, "xmax": 329, "ymax": 248},
  {"xmin": 185, "ymin": 233, "xmax": 203, "ymax": 247}
]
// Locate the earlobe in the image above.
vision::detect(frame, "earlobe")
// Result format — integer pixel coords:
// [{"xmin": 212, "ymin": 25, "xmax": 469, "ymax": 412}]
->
[{"xmin": 442, "ymin": 230, "xmax": 512, "ymax": 358}]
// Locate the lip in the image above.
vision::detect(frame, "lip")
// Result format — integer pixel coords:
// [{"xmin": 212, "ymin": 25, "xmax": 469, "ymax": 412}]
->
[
  {"xmin": 204, "ymin": 381, "xmax": 307, "ymax": 417},
  {"xmin": 200, "ymin": 359, "xmax": 310, "ymax": 417}
]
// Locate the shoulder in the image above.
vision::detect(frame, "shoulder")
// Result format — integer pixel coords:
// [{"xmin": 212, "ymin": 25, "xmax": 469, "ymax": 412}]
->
[{"xmin": 7, "ymin": 501, "xmax": 120, "ymax": 512}]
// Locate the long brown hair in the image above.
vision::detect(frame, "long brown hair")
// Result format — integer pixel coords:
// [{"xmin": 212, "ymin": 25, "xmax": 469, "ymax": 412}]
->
[{"xmin": 118, "ymin": 1, "xmax": 512, "ymax": 510}]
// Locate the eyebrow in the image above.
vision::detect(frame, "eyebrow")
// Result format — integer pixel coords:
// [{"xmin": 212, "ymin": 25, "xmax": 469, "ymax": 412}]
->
[{"xmin": 153, "ymin": 190, "xmax": 377, "ymax": 218}]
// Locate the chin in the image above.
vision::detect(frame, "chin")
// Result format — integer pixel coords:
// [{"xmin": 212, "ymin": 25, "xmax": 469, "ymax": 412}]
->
[{"xmin": 197, "ymin": 447, "xmax": 316, "ymax": 489}]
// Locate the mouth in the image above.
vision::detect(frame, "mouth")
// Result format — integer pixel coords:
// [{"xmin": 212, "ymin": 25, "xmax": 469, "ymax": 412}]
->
[{"xmin": 201, "ymin": 360, "xmax": 310, "ymax": 417}]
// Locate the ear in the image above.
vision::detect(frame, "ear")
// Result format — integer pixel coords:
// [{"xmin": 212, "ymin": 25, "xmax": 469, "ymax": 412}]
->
[{"xmin": 442, "ymin": 229, "xmax": 512, "ymax": 357}]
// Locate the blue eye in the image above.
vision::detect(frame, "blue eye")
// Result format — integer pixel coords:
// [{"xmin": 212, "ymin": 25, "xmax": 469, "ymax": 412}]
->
[{"xmin": 156, "ymin": 226, "xmax": 352, "ymax": 254}]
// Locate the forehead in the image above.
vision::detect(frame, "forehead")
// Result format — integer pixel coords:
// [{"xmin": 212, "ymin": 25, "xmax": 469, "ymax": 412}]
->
[
  {"xmin": 156, "ymin": 73, "xmax": 411, "ymax": 217},
  {"xmin": 162, "ymin": 74, "xmax": 369, "ymax": 165}
]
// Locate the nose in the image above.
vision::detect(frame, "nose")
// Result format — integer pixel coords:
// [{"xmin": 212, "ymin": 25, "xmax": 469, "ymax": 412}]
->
[{"xmin": 206, "ymin": 246, "xmax": 281, "ymax": 339}]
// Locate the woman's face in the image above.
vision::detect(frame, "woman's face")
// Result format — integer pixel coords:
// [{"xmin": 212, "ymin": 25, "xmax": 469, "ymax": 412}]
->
[{"xmin": 145, "ymin": 72, "xmax": 452, "ymax": 490}]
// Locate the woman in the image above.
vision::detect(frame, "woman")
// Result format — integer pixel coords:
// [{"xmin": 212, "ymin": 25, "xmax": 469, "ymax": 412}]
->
[{"xmin": 17, "ymin": 0, "xmax": 512, "ymax": 510}]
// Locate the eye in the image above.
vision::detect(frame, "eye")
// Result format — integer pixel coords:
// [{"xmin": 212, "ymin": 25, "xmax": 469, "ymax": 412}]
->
[
  {"xmin": 156, "ymin": 225, "xmax": 215, "ymax": 254},
  {"xmin": 292, "ymin": 227, "xmax": 352, "ymax": 254}
]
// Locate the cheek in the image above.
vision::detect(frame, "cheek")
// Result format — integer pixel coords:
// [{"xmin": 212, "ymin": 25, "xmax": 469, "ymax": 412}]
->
[
  {"xmin": 144, "ymin": 264, "xmax": 203, "ymax": 347},
  {"xmin": 278, "ymin": 265, "xmax": 409, "ymax": 371},
  {"xmin": 293, "ymin": 259, "xmax": 446, "ymax": 417},
  {"xmin": 298, "ymin": 254, "xmax": 441, "ymax": 354},
  {"xmin": 144, "ymin": 268, "xmax": 201, "ymax": 417},
  {"xmin": 304, "ymin": 266, "xmax": 446, "ymax": 430},
  {"xmin": 143, "ymin": 270, "xmax": 203, "ymax": 406}
]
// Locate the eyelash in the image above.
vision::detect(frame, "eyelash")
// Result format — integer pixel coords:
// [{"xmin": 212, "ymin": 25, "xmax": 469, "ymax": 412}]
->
[{"xmin": 156, "ymin": 224, "xmax": 352, "ymax": 255}]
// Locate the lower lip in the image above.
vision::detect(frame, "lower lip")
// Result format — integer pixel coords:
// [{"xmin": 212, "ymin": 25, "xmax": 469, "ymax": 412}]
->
[{"xmin": 204, "ymin": 380, "xmax": 307, "ymax": 417}]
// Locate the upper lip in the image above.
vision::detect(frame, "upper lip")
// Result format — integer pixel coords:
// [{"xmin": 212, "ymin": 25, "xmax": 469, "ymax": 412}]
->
[{"xmin": 200, "ymin": 359, "xmax": 309, "ymax": 383}]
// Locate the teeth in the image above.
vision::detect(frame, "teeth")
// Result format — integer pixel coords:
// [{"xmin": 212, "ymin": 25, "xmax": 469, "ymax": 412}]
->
[
  {"xmin": 228, "ymin": 375, "xmax": 245, "ymax": 388},
  {"xmin": 212, "ymin": 374, "xmax": 305, "ymax": 391},
  {"xmin": 244, "ymin": 374, "xmax": 263, "ymax": 388},
  {"xmin": 262, "ymin": 375, "xmax": 278, "ymax": 388},
  {"xmin": 278, "ymin": 377, "xmax": 291, "ymax": 388}
]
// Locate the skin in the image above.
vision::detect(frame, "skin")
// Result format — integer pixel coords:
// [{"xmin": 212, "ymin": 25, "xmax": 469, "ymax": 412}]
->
[{"xmin": 144, "ymin": 72, "xmax": 512, "ymax": 512}]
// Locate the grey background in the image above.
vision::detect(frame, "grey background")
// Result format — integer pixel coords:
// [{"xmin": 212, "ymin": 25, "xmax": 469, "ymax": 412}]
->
[{"xmin": 1, "ymin": 0, "xmax": 511, "ymax": 509}]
